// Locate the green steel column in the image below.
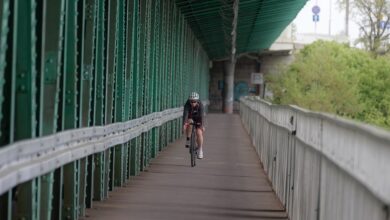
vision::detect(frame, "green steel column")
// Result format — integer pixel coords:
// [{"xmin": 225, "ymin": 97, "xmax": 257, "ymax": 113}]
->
[
  {"xmin": 78, "ymin": 157, "xmax": 87, "ymax": 217},
  {"xmin": 164, "ymin": 0, "xmax": 170, "ymax": 148},
  {"xmin": 92, "ymin": 0, "xmax": 106, "ymax": 202},
  {"xmin": 170, "ymin": 4, "xmax": 176, "ymax": 142},
  {"xmin": 78, "ymin": 0, "xmax": 95, "ymax": 129},
  {"xmin": 156, "ymin": 0, "xmax": 164, "ymax": 153},
  {"xmin": 36, "ymin": 0, "xmax": 65, "ymax": 219},
  {"xmin": 164, "ymin": 0, "xmax": 169, "ymax": 145},
  {"xmin": 138, "ymin": 0, "xmax": 146, "ymax": 172},
  {"xmin": 10, "ymin": 0, "xmax": 39, "ymax": 219},
  {"xmin": 0, "ymin": 0, "xmax": 10, "ymax": 218},
  {"xmin": 150, "ymin": 0, "xmax": 159, "ymax": 159},
  {"xmin": 0, "ymin": 0, "xmax": 9, "ymax": 143},
  {"xmin": 173, "ymin": 5, "xmax": 180, "ymax": 140},
  {"xmin": 76, "ymin": 0, "xmax": 95, "ymax": 216},
  {"xmin": 121, "ymin": 0, "xmax": 129, "ymax": 183},
  {"xmin": 130, "ymin": 0, "xmax": 139, "ymax": 177},
  {"xmin": 167, "ymin": 1, "xmax": 174, "ymax": 143},
  {"xmin": 77, "ymin": 0, "xmax": 96, "ymax": 211},
  {"xmin": 0, "ymin": 193, "xmax": 11, "ymax": 220},
  {"xmin": 157, "ymin": 0, "xmax": 164, "ymax": 151},
  {"xmin": 105, "ymin": 0, "xmax": 117, "ymax": 193},
  {"xmin": 144, "ymin": 0, "xmax": 152, "ymax": 168},
  {"xmin": 138, "ymin": 0, "xmax": 145, "ymax": 173},
  {"xmin": 62, "ymin": 0, "xmax": 80, "ymax": 219},
  {"xmin": 114, "ymin": 0, "xmax": 125, "ymax": 187},
  {"xmin": 179, "ymin": 17, "xmax": 185, "ymax": 127},
  {"xmin": 155, "ymin": 0, "xmax": 161, "ymax": 156},
  {"xmin": 159, "ymin": 0, "xmax": 166, "ymax": 150},
  {"xmin": 142, "ymin": 0, "xmax": 148, "ymax": 171},
  {"xmin": 124, "ymin": 0, "xmax": 134, "ymax": 180}
]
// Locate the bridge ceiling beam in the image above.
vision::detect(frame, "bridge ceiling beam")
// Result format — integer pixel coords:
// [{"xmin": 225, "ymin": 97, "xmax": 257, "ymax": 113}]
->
[{"xmin": 176, "ymin": 0, "xmax": 307, "ymax": 60}]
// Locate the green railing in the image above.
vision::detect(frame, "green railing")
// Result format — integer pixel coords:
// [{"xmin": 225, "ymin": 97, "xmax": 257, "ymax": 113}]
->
[{"xmin": 0, "ymin": 0, "xmax": 209, "ymax": 219}]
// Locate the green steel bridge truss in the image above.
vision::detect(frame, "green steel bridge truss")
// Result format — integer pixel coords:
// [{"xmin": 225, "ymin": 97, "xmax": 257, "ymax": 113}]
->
[
  {"xmin": 176, "ymin": 0, "xmax": 308, "ymax": 59},
  {"xmin": 0, "ymin": 0, "xmax": 209, "ymax": 219}
]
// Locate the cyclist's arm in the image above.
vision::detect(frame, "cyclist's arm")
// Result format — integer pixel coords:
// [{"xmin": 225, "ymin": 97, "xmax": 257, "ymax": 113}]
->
[{"xmin": 182, "ymin": 101, "xmax": 190, "ymax": 125}]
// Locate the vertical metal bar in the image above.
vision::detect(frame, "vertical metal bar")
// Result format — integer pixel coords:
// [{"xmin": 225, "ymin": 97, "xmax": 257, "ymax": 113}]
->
[
  {"xmin": 154, "ymin": 0, "xmax": 161, "ymax": 157},
  {"xmin": 0, "ymin": 0, "xmax": 12, "ymax": 218},
  {"xmin": 52, "ymin": 154, "xmax": 63, "ymax": 218},
  {"xmin": 114, "ymin": 0, "xmax": 125, "ymax": 187},
  {"xmin": 85, "ymin": 155, "xmax": 94, "ymax": 208},
  {"xmin": 144, "ymin": 0, "xmax": 152, "ymax": 167},
  {"xmin": 130, "ymin": 0, "xmax": 140, "ymax": 177},
  {"xmin": 173, "ymin": 5, "xmax": 180, "ymax": 140},
  {"xmin": 0, "ymin": 192, "xmax": 12, "ymax": 220},
  {"xmin": 150, "ymin": 0, "xmax": 158, "ymax": 159},
  {"xmin": 78, "ymin": 157, "xmax": 87, "ymax": 217},
  {"xmin": 62, "ymin": 0, "xmax": 78, "ymax": 131},
  {"xmin": 77, "ymin": 0, "xmax": 96, "ymax": 214},
  {"xmin": 11, "ymin": 0, "xmax": 39, "ymax": 219},
  {"xmin": 105, "ymin": 0, "xmax": 117, "ymax": 192},
  {"xmin": 157, "ymin": 0, "xmax": 165, "ymax": 152},
  {"xmin": 36, "ymin": 0, "xmax": 65, "ymax": 218},
  {"xmin": 63, "ymin": 161, "xmax": 80, "ymax": 220},
  {"xmin": 138, "ymin": 0, "xmax": 146, "ymax": 172},
  {"xmin": 92, "ymin": 0, "xmax": 106, "ymax": 201},
  {"xmin": 80, "ymin": 0, "xmax": 97, "ymax": 210},
  {"xmin": 62, "ymin": 0, "xmax": 80, "ymax": 218},
  {"xmin": 0, "ymin": 0, "xmax": 9, "ymax": 145},
  {"xmin": 160, "ymin": 0, "xmax": 167, "ymax": 149},
  {"xmin": 104, "ymin": 0, "xmax": 115, "ymax": 127},
  {"xmin": 124, "ymin": 0, "xmax": 133, "ymax": 180}
]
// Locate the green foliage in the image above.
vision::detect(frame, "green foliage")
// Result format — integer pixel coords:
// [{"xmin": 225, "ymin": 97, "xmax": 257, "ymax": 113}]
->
[{"xmin": 267, "ymin": 40, "xmax": 390, "ymax": 129}]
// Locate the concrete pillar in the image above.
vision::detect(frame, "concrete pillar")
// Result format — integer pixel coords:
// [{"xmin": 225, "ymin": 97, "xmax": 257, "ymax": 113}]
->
[{"xmin": 223, "ymin": 59, "xmax": 236, "ymax": 113}]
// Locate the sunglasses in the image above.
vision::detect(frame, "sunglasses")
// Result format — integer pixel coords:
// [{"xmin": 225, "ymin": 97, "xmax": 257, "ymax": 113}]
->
[{"xmin": 190, "ymin": 101, "xmax": 197, "ymax": 103}]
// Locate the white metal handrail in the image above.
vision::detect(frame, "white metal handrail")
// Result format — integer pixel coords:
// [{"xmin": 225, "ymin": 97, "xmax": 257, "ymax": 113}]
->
[
  {"xmin": 240, "ymin": 96, "xmax": 390, "ymax": 220},
  {"xmin": 0, "ymin": 107, "xmax": 183, "ymax": 195}
]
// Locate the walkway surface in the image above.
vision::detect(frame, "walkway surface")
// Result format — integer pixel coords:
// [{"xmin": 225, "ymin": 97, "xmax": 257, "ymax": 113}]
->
[{"xmin": 84, "ymin": 114, "xmax": 287, "ymax": 220}]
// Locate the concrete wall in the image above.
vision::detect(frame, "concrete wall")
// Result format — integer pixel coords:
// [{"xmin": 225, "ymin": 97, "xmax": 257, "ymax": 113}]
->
[{"xmin": 209, "ymin": 55, "xmax": 294, "ymax": 112}]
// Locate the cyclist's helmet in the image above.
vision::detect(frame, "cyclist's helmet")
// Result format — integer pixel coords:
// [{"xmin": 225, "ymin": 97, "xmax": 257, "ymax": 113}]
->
[{"xmin": 189, "ymin": 92, "xmax": 200, "ymax": 101}]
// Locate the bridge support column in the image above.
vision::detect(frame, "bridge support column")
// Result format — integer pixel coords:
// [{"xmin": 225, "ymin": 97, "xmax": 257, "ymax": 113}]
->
[{"xmin": 223, "ymin": 59, "xmax": 236, "ymax": 113}]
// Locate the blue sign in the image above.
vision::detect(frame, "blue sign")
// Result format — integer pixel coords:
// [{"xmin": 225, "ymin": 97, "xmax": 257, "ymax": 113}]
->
[
  {"xmin": 312, "ymin": 5, "xmax": 320, "ymax": 14},
  {"xmin": 313, "ymin": 14, "xmax": 319, "ymax": 22}
]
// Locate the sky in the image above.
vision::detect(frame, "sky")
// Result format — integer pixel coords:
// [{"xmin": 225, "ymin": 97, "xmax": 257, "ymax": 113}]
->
[{"xmin": 292, "ymin": 0, "xmax": 360, "ymax": 41}]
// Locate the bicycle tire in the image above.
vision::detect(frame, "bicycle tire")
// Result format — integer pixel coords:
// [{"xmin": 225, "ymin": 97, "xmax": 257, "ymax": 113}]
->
[{"xmin": 190, "ymin": 126, "xmax": 196, "ymax": 167}]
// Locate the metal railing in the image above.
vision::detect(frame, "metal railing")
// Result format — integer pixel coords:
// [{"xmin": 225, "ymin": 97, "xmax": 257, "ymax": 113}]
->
[
  {"xmin": 240, "ymin": 96, "xmax": 390, "ymax": 220},
  {"xmin": 0, "ymin": 108, "xmax": 182, "ymax": 196}
]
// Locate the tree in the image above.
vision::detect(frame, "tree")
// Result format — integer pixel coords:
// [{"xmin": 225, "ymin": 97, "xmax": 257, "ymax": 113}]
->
[
  {"xmin": 338, "ymin": 0, "xmax": 390, "ymax": 54},
  {"xmin": 267, "ymin": 40, "xmax": 390, "ymax": 129}
]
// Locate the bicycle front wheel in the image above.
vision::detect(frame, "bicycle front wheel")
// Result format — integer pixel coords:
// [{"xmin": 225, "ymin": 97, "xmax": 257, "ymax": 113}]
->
[{"xmin": 190, "ymin": 128, "xmax": 196, "ymax": 167}]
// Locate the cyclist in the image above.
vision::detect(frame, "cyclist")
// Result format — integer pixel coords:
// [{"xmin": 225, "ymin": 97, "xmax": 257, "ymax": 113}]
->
[{"xmin": 182, "ymin": 92, "xmax": 205, "ymax": 159}]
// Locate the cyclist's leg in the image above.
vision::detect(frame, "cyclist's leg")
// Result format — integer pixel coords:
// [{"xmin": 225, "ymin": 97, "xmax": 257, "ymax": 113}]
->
[
  {"xmin": 196, "ymin": 127, "xmax": 203, "ymax": 148},
  {"xmin": 184, "ymin": 122, "xmax": 191, "ymax": 147},
  {"xmin": 196, "ymin": 127, "xmax": 204, "ymax": 158}
]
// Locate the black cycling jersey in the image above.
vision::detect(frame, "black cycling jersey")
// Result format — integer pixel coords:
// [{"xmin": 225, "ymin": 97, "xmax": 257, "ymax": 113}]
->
[{"xmin": 182, "ymin": 100, "xmax": 204, "ymax": 126}]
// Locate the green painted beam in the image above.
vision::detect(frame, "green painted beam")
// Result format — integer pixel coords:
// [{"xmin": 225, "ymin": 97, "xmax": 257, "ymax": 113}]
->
[
  {"xmin": 11, "ymin": 0, "xmax": 39, "ymax": 219},
  {"xmin": 92, "ymin": 0, "xmax": 106, "ymax": 202}
]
